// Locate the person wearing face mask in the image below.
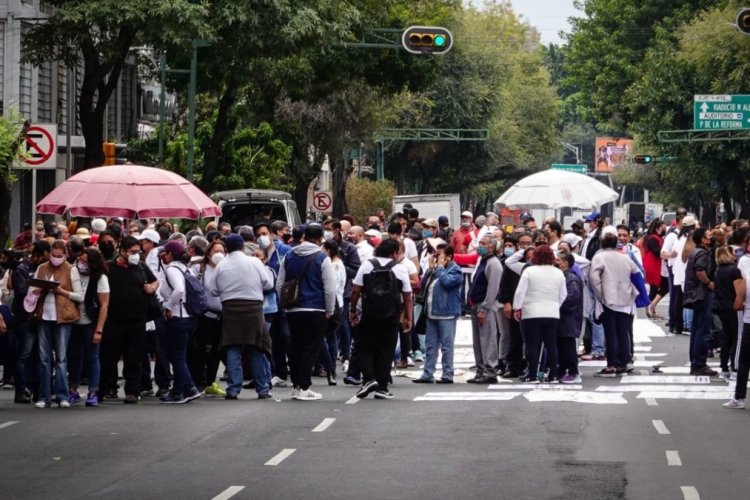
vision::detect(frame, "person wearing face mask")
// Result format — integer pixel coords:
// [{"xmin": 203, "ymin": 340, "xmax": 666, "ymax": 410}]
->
[
  {"xmin": 100, "ymin": 236, "xmax": 159, "ymax": 404},
  {"xmin": 31, "ymin": 240, "xmax": 82, "ymax": 408},
  {"xmin": 579, "ymin": 211, "xmax": 604, "ymax": 261},
  {"xmin": 97, "ymin": 230, "xmax": 118, "ymax": 263},
  {"xmin": 67, "ymin": 248, "xmax": 110, "ymax": 407},
  {"xmin": 188, "ymin": 240, "xmax": 227, "ymax": 397},
  {"xmin": 499, "ymin": 235, "xmax": 525, "ymax": 378},
  {"xmin": 466, "ymin": 235, "xmax": 503, "ymax": 383},
  {"xmin": 10, "ymin": 240, "xmax": 50, "ymax": 403},
  {"xmin": 451, "ymin": 211, "xmax": 474, "ymax": 254},
  {"xmin": 615, "ymin": 225, "xmax": 644, "ymax": 275}
]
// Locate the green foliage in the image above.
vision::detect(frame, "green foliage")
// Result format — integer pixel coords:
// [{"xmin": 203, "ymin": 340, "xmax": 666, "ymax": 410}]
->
[
  {"xmin": 0, "ymin": 109, "xmax": 28, "ymax": 178},
  {"xmin": 345, "ymin": 177, "xmax": 397, "ymax": 224}
]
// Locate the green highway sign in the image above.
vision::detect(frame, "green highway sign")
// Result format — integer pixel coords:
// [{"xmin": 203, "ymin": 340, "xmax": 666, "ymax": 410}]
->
[
  {"xmin": 694, "ymin": 95, "xmax": 750, "ymax": 130},
  {"xmin": 551, "ymin": 163, "xmax": 587, "ymax": 174}
]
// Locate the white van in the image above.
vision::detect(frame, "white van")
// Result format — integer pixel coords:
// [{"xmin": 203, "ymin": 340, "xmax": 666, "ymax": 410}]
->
[{"xmin": 211, "ymin": 189, "xmax": 302, "ymax": 228}]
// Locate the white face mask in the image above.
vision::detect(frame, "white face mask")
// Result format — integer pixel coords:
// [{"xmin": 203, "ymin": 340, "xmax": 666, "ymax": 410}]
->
[
  {"xmin": 258, "ymin": 235, "xmax": 271, "ymax": 249},
  {"xmin": 324, "ymin": 231, "xmax": 334, "ymax": 241},
  {"xmin": 127, "ymin": 254, "xmax": 140, "ymax": 266},
  {"xmin": 211, "ymin": 253, "xmax": 225, "ymax": 265}
]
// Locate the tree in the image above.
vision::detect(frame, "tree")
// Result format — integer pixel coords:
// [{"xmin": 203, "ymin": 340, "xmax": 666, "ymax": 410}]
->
[
  {"xmin": 0, "ymin": 111, "xmax": 30, "ymax": 246},
  {"xmin": 21, "ymin": 0, "xmax": 206, "ymax": 168}
]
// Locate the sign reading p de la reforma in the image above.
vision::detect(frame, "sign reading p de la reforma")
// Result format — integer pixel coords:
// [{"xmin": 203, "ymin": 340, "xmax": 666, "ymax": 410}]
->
[{"xmin": 694, "ymin": 95, "xmax": 750, "ymax": 131}]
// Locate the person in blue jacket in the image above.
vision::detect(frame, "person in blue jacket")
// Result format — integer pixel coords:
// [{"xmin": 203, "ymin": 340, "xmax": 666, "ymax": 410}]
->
[
  {"xmin": 413, "ymin": 244, "xmax": 463, "ymax": 384},
  {"xmin": 556, "ymin": 252, "xmax": 584, "ymax": 384}
]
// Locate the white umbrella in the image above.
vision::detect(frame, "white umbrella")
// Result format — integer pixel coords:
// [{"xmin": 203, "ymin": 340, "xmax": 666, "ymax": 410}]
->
[{"xmin": 494, "ymin": 169, "xmax": 618, "ymax": 210}]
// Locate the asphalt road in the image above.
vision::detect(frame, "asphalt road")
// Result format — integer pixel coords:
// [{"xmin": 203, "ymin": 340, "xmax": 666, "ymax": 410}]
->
[{"xmin": 1, "ymin": 306, "xmax": 748, "ymax": 500}]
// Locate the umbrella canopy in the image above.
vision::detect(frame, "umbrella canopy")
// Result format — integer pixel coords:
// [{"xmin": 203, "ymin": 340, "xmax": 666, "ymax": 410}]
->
[
  {"xmin": 494, "ymin": 169, "xmax": 618, "ymax": 210},
  {"xmin": 36, "ymin": 165, "xmax": 222, "ymax": 219}
]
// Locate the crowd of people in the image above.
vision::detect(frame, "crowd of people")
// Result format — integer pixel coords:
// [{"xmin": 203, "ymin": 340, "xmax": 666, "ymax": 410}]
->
[{"xmin": 0, "ymin": 206, "xmax": 747, "ymax": 409}]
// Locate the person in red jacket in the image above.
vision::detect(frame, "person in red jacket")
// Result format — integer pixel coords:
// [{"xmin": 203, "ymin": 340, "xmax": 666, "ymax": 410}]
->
[
  {"xmin": 642, "ymin": 219, "xmax": 668, "ymax": 318},
  {"xmin": 451, "ymin": 211, "xmax": 474, "ymax": 254}
]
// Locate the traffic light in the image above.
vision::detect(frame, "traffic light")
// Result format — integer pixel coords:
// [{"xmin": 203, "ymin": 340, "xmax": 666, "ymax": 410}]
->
[
  {"xmin": 632, "ymin": 155, "xmax": 654, "ymax": 165},
  {"xmin": 401, "ymin": 26, "xmax": 453, "ymax": 55},
  {"xmin": 102, "ymin": 142, "xmax": 116, "ymax": 166},
  {"xmin": 738, "ymin": 8, "xmax": 750, "ymax": 35}
]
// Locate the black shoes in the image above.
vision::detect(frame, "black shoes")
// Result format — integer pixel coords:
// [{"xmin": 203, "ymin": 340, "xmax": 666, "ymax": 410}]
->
[
  {"xmin": 356, "ymin": 380, "xmax": 379, "ymax": 399},
  {"xmin": 225, "ymin": 394, "xmax": 238, "ymax": 400},
  {"xmin": 435, "ymin": 379, "xmax": 453, "ymax": 384},
  {"xmin": 412, "ymin": 378, "xmax": 434, "ymax": 384}
]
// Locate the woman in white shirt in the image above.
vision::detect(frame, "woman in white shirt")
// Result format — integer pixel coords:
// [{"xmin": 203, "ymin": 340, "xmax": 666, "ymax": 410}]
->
[
  {"xmin": 513, "ymin": 245, "xmax": 567, "ymax": 383},
  {"xmin": 159, "ymin": 240, "xmax": 201, "ymax": 404},
  {"xmin": 319, "ymin": 240, "xmax": 346, "ymax": 385},
  {"xmin": 68, "ymin": 248, "xmax": 110, "ymax": 407}
]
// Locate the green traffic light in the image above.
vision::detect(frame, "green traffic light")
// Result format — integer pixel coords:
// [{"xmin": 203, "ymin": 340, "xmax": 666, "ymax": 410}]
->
[{"xmin": 434, "ymin": 35, "xmax": 446, "ymax": 47}]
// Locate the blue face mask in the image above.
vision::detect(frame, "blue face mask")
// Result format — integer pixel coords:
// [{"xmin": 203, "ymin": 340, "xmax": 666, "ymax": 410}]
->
[
  {"xmin": 477, "ymin": 246, "xmax": 489, "ymax": 257},
  {"xmin": 504, "ymin": 248, "xmax": 515, "ymax": 257},
  {"xmin": 422, "ymin": 230, "xmax": 433, "ymax": 238}
]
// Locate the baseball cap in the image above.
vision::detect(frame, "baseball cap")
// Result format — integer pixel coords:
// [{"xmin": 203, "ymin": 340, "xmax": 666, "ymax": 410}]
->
[
  {"xmin": 137, "ymin": 229, "xmax": 160, "ymax": 245},
  {"xmin": 461, "ymin": 211, "xmax": 473, "ymax": 219},
  {"xmin": 584, "ymin": 211, "xmax": 601, "ymax": 222},
  {"xmin": 422, "ymin": 218, "xmax": 438, "ymax": 228},
  {"xmin": 225, "ymin": 234, "xmax": 244, "ymax": 252},
  {"xmin": 682, "ymin": 215, "xmax": 697, "ymax": 227},
  {"xmin": 438, "ymin": 216, "xmax": 449, "ymax": 226},
  {"xmin": 365, "ymin": 229, "xmax": 381, "ymax": 238},
  {"xmin": 163, "ymin": 240, "xmax": 184, "ymax": 256}
]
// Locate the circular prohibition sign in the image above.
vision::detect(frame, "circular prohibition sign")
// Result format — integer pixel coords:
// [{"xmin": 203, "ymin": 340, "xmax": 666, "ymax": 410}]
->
[
  {"xmin": 25, "ymin": 126, "xmax": 55, "ymax": 166},
  {"xmin": 313, "ymin": 192, "xmax": 332, "ymax": 211}
]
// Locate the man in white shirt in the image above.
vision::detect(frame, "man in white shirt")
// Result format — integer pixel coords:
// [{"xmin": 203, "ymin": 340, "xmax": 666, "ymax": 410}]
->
[
  {"xmin": 661, "ymin": 209, "xmax": 686, "ymax": 333},
  {"xmin": 349, "ymin": 225, "xmax": 374, "ymax": 263},
  {"xmin": 214, "ymin": 234, "xmax": 275, "ymax": 400}
]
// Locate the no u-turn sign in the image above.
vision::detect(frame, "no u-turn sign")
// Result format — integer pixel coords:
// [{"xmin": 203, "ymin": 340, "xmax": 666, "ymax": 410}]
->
[{"xmin": 20, "ymin": 124, "xmax": 57, "ymax": 169}]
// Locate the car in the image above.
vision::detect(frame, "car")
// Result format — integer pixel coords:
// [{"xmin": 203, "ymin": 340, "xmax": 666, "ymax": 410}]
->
[{"xmin": 211, "ymin": 189, "xmax": 302, "ymax": 229}]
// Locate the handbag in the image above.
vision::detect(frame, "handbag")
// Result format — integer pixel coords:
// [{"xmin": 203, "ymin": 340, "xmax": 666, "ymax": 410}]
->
[
  {"xmin": 139, "ymin": 267, "xmax": 163, "ymax": 321},
  {"xmin": 326, "ymin": 303, "xmax": 342, "ymax": 333},
  {"xmin": 279, "ymin": 255, "xmax": 316, "ymax": 309}
]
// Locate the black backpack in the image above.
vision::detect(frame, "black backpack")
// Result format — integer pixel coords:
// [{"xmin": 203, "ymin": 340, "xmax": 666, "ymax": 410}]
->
[
  {"xmin": 84, "ymin": 274, "xmax": 101, "ymax": 321},
  {"xmin": 362, "ymin": 259, "xmax": 402, "ymax": 318}
]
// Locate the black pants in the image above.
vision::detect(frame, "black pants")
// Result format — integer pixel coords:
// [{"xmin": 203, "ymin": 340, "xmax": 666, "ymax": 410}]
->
[
  {"xmin": 357, "ymin": 315, "xmax": 399, "ymax": 390},
  {"xmin": 557, "ymin": 337, "xmax": 578, "ymax": 375},
  {"xmin": 347, "ymin": 324, "xmax": 362, "ymax": 378},
  {"xmin": 671, "ymin": 282, "xmax": 685, "ymax": 333},
  {"xmin": 521, "ymin": 317, "xmax": 559, "ymax": 380},
  {"xmin": 505, "ymin": 316, "xmax": 525, "ymax": 374},
  {"xmin": 399, "ymin": 325, "xmax": 411, "ymax": 362},
  {"xmin": 270, "ymin": 311, "xmax": 290, "ymax": 379},
  {"xmin": 717, "ymin": 309, "xmax": 739, "ymax": 372},
  {"xmin": 101, "ymin": 319, "xmax": 147, "ymax": 397},
  {"xmin": 734, "ymin": 324, "xmax": 750, "ymax": 400},
  {"xmin": 189, "ymin": 315, "xmax": 223, "ymax": 389},
  {"xmin": 142, "ymin": 314, "xmax": 171, "ymax": 390},
  {"xmin": 287, "ymin": 311, "xmax": 326, "ymax": 390}
]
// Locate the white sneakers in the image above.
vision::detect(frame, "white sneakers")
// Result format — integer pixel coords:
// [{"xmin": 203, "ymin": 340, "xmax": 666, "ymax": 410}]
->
[
  {"xmin": 292, "ymin": 388, "xmax": 322, "ymax": 401},
  {"xmin": 272, "ymin": 376, "xmax": 289, "ymax": 388},
  {"xmin": 723, "ymin": 398, "xmax": 745, "ymax": 409}
]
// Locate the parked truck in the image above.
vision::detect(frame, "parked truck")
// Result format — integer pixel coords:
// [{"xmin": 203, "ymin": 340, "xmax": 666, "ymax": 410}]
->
[{"xmin": 393, "ymin": 193, "xmax": 461, "ymax": 229}]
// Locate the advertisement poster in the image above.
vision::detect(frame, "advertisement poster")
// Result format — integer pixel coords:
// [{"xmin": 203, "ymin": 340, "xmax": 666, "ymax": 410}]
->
[{"xmin": 595, "ymin": 137, "xmax": 632, "ymax": 173}]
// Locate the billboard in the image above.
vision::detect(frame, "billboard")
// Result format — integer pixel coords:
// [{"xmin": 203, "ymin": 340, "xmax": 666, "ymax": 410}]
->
[{"xmin": 595, "ymin": 137, "xmax": 632, "ymax": 173}]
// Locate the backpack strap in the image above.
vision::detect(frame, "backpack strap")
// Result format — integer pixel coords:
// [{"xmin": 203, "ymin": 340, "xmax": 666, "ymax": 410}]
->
[
  {"xmin": 369, "ymin": 258, "xmax": 382, "ymax": 269},
  {"xmin": 384, "ymin": 260, "xmax": 397, "ymax": 270}
]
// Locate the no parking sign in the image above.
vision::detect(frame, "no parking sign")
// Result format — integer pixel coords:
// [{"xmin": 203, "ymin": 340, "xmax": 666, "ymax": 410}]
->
[{"xmin": 313, "ymin": 191, "xmax": 333, "ymax": 213}]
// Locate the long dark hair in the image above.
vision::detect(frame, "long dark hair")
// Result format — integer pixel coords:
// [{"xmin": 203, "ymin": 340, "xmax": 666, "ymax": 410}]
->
[
  {"xmin": 647, "ymin": 218, "xmax": 663, "ymax": 236},
  {"xmin": 86, "ymin": 248, "xmax": 107, "ymax": 286}
]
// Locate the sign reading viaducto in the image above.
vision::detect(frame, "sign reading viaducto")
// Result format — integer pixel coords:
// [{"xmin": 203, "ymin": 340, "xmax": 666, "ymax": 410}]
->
[{"xmin": 694, "ymin": 95, "xmax": 750, "ymax": 131}]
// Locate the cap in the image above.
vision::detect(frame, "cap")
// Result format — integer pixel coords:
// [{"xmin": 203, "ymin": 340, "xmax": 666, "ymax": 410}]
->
[
  {"xmin": 304, "ymin": 223, "xmax": 324, "ymax": 241},
  {"xmin": 365, "ymin": 229, "xmax": 381, "ymax": 238},
  {"xmin": 561, "ymin": 233, "xmax": 582, "ymax": 248},
  {"xmin": 682, "ymin": 215, "xmax": 697, "ymax": 227},
  {"xmin": 438, "ymin": 216, "xmax": 449, "ymax": 226},
  {"xmin": 584, "ymin": 211, "xmax": 601, "ymax": 222},
  {"xmin": 163, "ymin": 240, "xmax": 184, "ymax": 256},
  {"xmin": 137, "ymin": 229, "xmax": 160, "ymax": 245},
  {"xmin": 461, "ymin": 211, "xmax": 474, "ymax": 219},
  {"xmin": 75, "ymin": 227, "xmax": 91, "ymax": 240},
  {"xmin": 601, "ymin": 225, "xmax": 617, "ymax": 237},
  {"xmin": 225, "ymin": 234, "xmax": 244, "ymax": 252},
  {"xmin": 91, "ymin": 218, "xmax": 107, "ymax": 233},
  {"xmin": 422, "ymin": 218, "xmax": 438, "ymax": 228}
]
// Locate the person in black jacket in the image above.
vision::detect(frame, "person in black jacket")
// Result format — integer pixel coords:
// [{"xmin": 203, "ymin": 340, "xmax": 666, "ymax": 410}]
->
[
  {"xmin": 10, "ymin": 240, "xmax": 50, "ymax": 403},
  {"xmin": 556, "ymin": 252, "xmax": 584, "ymax": 384}
]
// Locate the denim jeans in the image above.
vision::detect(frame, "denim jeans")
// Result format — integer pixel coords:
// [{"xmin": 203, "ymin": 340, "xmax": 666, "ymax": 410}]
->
[
  {"xmin": 591, "ymin": 318, "xmax": 605, "ymax": 357},
  {"xmin": 165, "ymin": 316, "xmax": 197, "ymax": 397},
  {"xmin": 421, "ymin": 317, "xmax": 457, "ymax": 381},
  {"xmin": 15, "ymin": 317, "xmax": 37, "ymax": 396},
  {"xmin": 689, "ymin": 298, "xmax": 712, "ymax": 370},
  {"xmin": 339, "ymin": 298, "xmax": 352, "ymax": 361},
  {"xmin": 38, "ymin": 321, "xmax": 71, "ymax": 403},
  {"xmin": 226, "ymin": 345, "xmax": 271, "ymax": 396},
  {"xmin": 68, "ymin": 323, "xmax": 100, "ymax": 391},
  {"xmin": 601, "ymin": 307, "xmax": 631, "ymax": 368}
]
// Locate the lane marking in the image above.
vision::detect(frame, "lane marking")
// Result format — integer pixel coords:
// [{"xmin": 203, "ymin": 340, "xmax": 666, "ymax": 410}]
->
[
  {"xmin": 621, "ymin": 376, "xmax": 709, "ymax": 384},
  {"xmin": 212, "ymin": 486, "xmax": 246, "ymax": 500},
  {"xmin": 637, "ymin": 392, "xmax": 729, "ymax": 400},
  {"xmin": 666, "ymin": 450, "xmax": 682, "ymax": 466},
  {"xmin": 639, "ymin": 370, "xmax": 650, "ymax": 376},
  {"xmin": 579, "ymin": 360, "xmax": 662, "ymax": 367},
  {"xmin": 312, "ymin": 418, "xmax": 336, "ymax": 433},
  {"xmin": 652, "ymin": 419, "xmax": 671, "ymax": 435},
  {"xmin": 645, "ymin": 398, "xmax": 658, "ymax": 406},
  {"xmin": 415, "ymin": 392, "xmax": 521, "ymax": 401},
  {"xmin": 634, "ymin": 346, "xmax": 653, "ymax": 352},
  {"xmin": 597, "ymin": 385, "xmax": 730, "ymax": 393},
  {"xmin": 0, "ymin": 421, "xmax": 19, "ymax": 430},
  {"xmin": 524, "ymin": 391, "xmax": 627, "ymax": 405},
  {"xmin": 265, "ymin": 448, "xmax": 296, "ymax": 466},
  {"xmin": 488, "ymin": 384, "xmax": 582, "ymax": 390},
  {"xmin": 681, "ymin": 486, "xmax": 700, "ymax": 500},
  {"xmin": 345, "ymin": 396, "xmax": 359, "ymax": 405}
]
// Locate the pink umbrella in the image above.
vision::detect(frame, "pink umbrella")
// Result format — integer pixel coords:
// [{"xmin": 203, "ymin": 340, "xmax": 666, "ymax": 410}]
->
[{"xmin": 36, "ymin": 165, "xmax": 222, "ymax": 219}]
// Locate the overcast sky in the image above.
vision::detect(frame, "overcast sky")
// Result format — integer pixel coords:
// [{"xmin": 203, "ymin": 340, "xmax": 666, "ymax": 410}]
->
[{"xmin": 509, "ymin": 0, "xmax": 581, "ymax": 45}]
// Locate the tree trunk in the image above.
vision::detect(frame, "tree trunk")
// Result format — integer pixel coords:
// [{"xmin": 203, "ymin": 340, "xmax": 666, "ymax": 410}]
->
[
  {"xmin": 200, "ymin": 79, "xmax": 239, "ymax": 192},
  {"xmin": 332, "ymin": 154, "xmax": 350, "ymax": 217}
]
